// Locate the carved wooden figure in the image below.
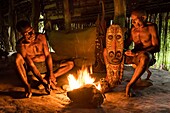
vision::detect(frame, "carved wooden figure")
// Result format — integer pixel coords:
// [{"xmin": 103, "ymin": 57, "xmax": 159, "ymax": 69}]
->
[{"xmin": 104, "ymin": 24, "xmax": 124, "ymax": 88}]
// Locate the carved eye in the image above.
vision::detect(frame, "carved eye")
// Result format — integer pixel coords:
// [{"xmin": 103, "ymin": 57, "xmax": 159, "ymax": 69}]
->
[
  {"xmin": 109, "ymin": 51, "xmax": 114, "ymax": 57},
  {"xmin": 116, "ymin": 51, "xmax": 121, "ymax": 58},
  {"xmin": 108, "ymin": 35, "xmax": 113, "ymax": 40},
  {"xmin": 116, "ymin": 35, "xmax": 121, "ymax": 39}
]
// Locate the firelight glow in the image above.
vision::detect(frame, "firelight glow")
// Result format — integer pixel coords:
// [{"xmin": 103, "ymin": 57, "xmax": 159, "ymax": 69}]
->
[{"xmin": 67, "ymin": 66, "xmax": 101, "ymax": 91}]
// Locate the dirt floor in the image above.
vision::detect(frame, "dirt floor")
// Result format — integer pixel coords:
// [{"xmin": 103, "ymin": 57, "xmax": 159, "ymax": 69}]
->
[{"xmin": 0, "ymin": 55, "xmax": 170, "ymax": 113}]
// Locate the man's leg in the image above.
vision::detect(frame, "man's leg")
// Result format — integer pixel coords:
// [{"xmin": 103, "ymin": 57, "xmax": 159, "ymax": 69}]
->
[
  {"xmin": 146, "ymin": 69, "xmax": 152, "ymax": 80},
  {"xmin": 53, "ymin": 61, "xmax": 74, "ymax": 78},
  {"xmin": 15, "ymin": 53, "xmax": 32, "ymax": 98},
  {"xmin": 126, "ymin": 52, "xmax": 151, "ymax": 97},
  {"xmin": 132, "ymin": 63, "xmax": 151, "ymax": 80}
]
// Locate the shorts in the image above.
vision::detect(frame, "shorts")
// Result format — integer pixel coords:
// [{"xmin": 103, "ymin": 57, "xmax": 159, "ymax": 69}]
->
[
  {"xmin": 124, "ymin": 53, "xmax": 156, "ymax": 66},
  {"xmin": 27, "ymin": 61, "xmax": 60, "ymax": 75}
]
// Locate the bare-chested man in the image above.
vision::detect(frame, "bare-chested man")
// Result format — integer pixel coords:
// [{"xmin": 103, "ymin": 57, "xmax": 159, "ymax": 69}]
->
[
  {"xmin": 15, "ymin": 20, "xmax": 74, "ymax": 98},
  {"xmin": 124, "ymin": 9, "xmax": 160, "ymax": 97}
]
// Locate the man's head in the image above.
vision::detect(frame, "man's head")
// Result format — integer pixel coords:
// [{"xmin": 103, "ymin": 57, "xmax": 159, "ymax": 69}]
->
[
  {"xmin": 16, "ymin": 20, "xmax": 31, "ymax": 33},
  {"xmin": 131, "ymin": 8, "xmax": 147, "ymax": 28},
  {"xmin": 16, "ymin": 20, "xmax": 35, "ymax": 43}
]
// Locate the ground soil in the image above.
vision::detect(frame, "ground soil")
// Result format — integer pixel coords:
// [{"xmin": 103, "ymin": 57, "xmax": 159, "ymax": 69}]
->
[{"xmin": 0, "ymin": 56, "xmax": 170, "ymax": 113}]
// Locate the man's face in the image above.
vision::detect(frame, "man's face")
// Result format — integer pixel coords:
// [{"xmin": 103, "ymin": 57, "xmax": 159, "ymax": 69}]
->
[
  {"xmin": 22, "ymin": 27, "xmax": 35, "ymax": 43},
  {"xmin": 131, "ymin": 14, "xmax": 143, "ymax": 28}
]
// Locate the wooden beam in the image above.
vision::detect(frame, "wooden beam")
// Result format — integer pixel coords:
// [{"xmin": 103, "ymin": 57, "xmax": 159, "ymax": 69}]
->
[
  {"xmin": 63, "ymin": 0, "xmax": 71, "ymax": 31},
  {"xmin": 31, "ymin": 0, "xmax": 40, "ymax": 32},
  {"xmin": 113, "ymin": 0, "xmax": 126, "ymax": 27}
]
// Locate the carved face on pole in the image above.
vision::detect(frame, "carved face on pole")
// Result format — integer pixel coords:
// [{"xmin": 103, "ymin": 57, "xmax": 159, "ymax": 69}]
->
[{"xmin": 106, "ymin": 25, "xmax": 124, "ymax": 65}]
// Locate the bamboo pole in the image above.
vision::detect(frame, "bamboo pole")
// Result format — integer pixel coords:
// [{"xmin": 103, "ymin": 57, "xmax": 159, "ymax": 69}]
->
[
  {"xmin": 63, "ymin": 0, "xmax": 71, "ymax": 31},
  {"xmin": 8, "ymin": 0, "xmax": 17, "ymax": 51},
  {"xmin": 163, "ymin": 12, "xmax": 169, "ymax": 68}
]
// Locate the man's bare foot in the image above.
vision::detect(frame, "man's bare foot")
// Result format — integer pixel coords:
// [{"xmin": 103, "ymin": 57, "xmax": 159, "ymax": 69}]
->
[
  {"xmin": 146, "ymin": 69, "xmax": 152, "ymax": 80},
  {"xmin": 145, "ymin": 78, "xmax": 153, "ymax": 82},
  {"xmin": 25, "ymin": 92, "xmax": 32, "ymax": 98},
  {"xmin": 41, "ymin": 79, "xmax": 51, "ymax": 94},
  {"xmin": 25, "ymin": 86, "xmax": 32, "ymax": 98},
  {"xmin": 50, "ymin": 82, "xmax": 58, "ymax": 90},
  {"xmin": 135, "ymin": 80, "xmax": 153, "ymax": 87}
]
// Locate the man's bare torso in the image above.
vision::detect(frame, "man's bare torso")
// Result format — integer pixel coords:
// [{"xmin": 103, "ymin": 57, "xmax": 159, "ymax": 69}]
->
[
  {"xmin": 20, "ymin": 34, "xmax": 46, "ymax": 62},
  {"xmin": 131, "ymin": 23, "xmax": 154, "ymax": 51}
]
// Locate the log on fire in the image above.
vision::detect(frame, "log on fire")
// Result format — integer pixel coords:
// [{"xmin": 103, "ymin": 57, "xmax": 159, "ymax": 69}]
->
[{"xmin": 67, "ymin": 84, "xmax": 104, "ymax": 107}]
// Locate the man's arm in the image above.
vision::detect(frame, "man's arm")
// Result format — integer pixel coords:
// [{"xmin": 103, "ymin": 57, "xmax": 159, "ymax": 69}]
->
[
  {"xmin": 16, "ymin": 38, "xmax": 27, "ymax": 58},
  {"xmin": 25, "ymin": 55, "xmax": 42, "ymax": 76},
  {"xmin": 18, "ymin": 42, "xmax": 27, "ymax": 58},
  {"xmin": 141, "ymin": 24, "xmax": 160, "ymax": 53},
  {"xmin": 148, "ymin": 24, "xmax": 160, "ymax": 53},
  {"xmin": 41, "ymin": 34, "xmax": 55, "ymax": 81}
]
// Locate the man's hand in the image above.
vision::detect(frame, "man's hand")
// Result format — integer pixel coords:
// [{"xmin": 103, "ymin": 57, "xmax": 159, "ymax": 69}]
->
[
  {"xmin": 49, "ymin": 73, "xmax": 56, "ymax": 82},
  {"xmin": 125, "ymin": 50, "xmax": 138, "ymax": 56},
  {"xmin": 49, "ymin": 74, "xmax": 59, "ymax": 90}
]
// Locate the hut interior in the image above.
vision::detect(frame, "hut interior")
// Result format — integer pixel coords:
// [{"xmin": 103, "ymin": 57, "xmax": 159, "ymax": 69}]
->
[
  {"xmin": 0, "ymin": 0, "xmax": 170, "ymax": 112},
  {"xmin": 0, "ymin": 0, "xmax": 170, "ymax": 70}
]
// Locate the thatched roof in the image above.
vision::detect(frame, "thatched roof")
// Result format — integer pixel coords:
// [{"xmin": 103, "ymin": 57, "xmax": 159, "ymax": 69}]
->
[{"xmin": 0, "ymin": 0, "xmax": 170, "ymax": 24}]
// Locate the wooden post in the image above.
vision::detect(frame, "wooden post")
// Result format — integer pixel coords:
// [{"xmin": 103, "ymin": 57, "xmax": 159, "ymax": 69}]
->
[
  {"xmin": 32, "ymin": 0, "xmax": 40, "ymax": 32},
  {"xmin": 63, "ymin": 0, "xmax": 71, "ymax": 31},
  {"xmin": 113, "ymin": 0, "xmax": 126, "ymax": 27},
  {"xmin": 0, "ymin": 10, "xmax": 2, "ymax": 35}
]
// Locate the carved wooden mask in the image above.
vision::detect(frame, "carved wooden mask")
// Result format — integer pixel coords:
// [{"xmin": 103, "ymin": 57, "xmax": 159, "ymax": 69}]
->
[{"xmin": 106, "ymin": 25, "xmax": 124, "ymax": 65}]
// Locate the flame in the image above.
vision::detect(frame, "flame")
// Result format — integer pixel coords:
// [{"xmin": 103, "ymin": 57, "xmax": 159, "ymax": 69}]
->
[
  {"xmin": 67, "ymin": 66, "xmax": 100, "ymax": 91},
  {"xmin": 90, "ymin": 65, "xmax": 93, "ymax": 74}
]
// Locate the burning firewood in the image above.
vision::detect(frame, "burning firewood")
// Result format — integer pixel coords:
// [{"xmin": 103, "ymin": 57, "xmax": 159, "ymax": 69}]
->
[
  {"xmin": 98, "ymin": 78, "xmax": 111, "ymax": 93},
  {"xmin": 67, "ymin": 84, "xmax": 104, "ymax": 108}
]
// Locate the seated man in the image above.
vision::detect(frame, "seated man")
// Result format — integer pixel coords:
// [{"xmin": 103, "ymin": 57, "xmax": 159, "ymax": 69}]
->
[
  {"xmin": 124, "ymin": 8, "xmax": 160, "ymax": 97},
  {"xmin": 15, "ymin": 20, "xmax": 74, "ymax": 98}
]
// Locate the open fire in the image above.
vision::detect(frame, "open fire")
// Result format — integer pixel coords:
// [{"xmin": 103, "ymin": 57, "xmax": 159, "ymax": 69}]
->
[
  {"xmin": 66, "ymin": 66, "xmax": 104, "ymax": 107},
  {"xmin": 67, "ymin": 66, "xmax": 101, "ymax": 91}
]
